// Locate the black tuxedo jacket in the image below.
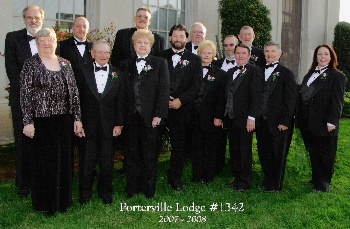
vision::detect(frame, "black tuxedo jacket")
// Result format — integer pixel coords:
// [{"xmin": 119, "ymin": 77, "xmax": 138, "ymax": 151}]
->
[
  {"xmin": 225, "ymin": 64, "xmax": 263, "ymax": 128},
  {"xmin": 158, "ymin": 49, "xmax": 202, "ymax": 124},
  {"xmin": 297, "ymin": 69, "xmax": 347, "ymax": 136},
  {"xmin": 195, "ymin": 65, "xmax": 226, "ymax": 132},
  {"xmin": 80, "ymin": 63, "xmax": 124, "ymax": 139},
  {"xmin": 251, "ymin": 46, "xmax": 266, "ymax": 68},
  {"xmin": 57, "ymin": 37, "xmax": 93, "ymax": 92},
  {"xmin": 261, "ymin": 63, "xmax": 298, "ymax": 136},
  {"xmin": 212, "ymin": 58, "xmax": 225, "ymax": 68},
  {"xmin": 5, "ymin": 29, "xmax": 33, "ymax": 106},
  {"xmin": 185, "ymin": 41, "xmax": 194, "ymax": 53},
  {"xmin": 124, "ymin": 55, "xmax": 170, "ymax": 127},
  {"xmin": 111, "ymin": 27, "xmax": 165, "ymax": 69}
]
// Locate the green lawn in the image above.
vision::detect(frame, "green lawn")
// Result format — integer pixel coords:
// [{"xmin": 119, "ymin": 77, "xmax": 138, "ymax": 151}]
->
[{"xmin": 0, "ymin": 120, "xmax": 349, "ymax": 229}]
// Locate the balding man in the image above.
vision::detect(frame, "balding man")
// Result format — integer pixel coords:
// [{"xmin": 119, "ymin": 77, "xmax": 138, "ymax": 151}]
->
[{"xmin": 185, "ymin": 22, "xmax": 207, "ymax": 55}]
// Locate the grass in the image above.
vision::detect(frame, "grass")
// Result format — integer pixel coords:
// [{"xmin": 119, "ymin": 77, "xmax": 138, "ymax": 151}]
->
[{"xmin": 0, "ymin": 119, "xmax": 350, "ymax": 229}]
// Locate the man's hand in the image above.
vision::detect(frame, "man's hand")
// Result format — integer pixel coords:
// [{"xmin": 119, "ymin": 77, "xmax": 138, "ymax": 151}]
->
[
  {"xmin": 23, "ymin": 124, "xmax": 35, "ymax": 138},
  {"xmin": 113, "ymin": 126, "xmax": 123, "ymax": 137},
  {"xmin": 169, "ymin": 97, "xmax": 182, "ymax": 109},
  {"xmin": 278, "ymin": 124, "xmax": 288, "ymax": 131},
  {"xmin": 246, "ymin": 119, "xmax": 255, "ymax": 132},
  {"xmin": 152, "ymin": 117, "xmax": 161, "ymax": 128}
]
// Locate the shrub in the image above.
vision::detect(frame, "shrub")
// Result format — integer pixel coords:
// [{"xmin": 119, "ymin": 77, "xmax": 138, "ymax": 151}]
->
[
  {"xmin": 218, "ymin": 0, "xmax": 272, "ymax": 48},
  {"xmin": 343, "ymin": 92, "xmax": 350, "ymax": 117},
  {"xmin": 333, "ymin": 21, "xmax": 350, "ymax": 91}
]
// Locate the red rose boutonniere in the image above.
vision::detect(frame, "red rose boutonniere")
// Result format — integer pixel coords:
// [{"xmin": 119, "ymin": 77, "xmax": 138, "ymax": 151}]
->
[
  {"xmin": 320, "ymin": 72, "xmax": 327, "ymax": 80},
  {"xmin": 111, "ymin": 71, "xmax": 118, "ymax": 79},
  {"xmin": 61, "ymin": 60, "xmax": 71, "ymax": 70},
  {"xmin": 272, "ymin": 72, "xmax": 280, "ymax": 81},
  {"xmin": 207, "ymin": 75, "xmax": 215, "ymax": 82},
  {"xmin": 180, "ymin": 59, "xmax": 190, "ymax": 68},
  {"xmin": 238, "ymin": 67, "xmax": 247, "ymax": 77}
]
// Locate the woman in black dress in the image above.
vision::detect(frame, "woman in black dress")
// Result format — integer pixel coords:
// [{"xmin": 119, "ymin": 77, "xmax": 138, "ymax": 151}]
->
[{"xmin": 20, "ymin": 28, "xmax": 83, "ymax": 215}]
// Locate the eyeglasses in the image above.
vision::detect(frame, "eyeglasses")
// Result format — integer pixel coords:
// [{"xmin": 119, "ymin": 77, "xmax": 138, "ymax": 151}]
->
[
  {"xmin": 37, "ymin": 37, "xmax": 55, "ymax": 44},
  {"xmin": 224, "ymin": 44, "xmax": 235, "ymax": 47},
  {"xmin": 191, "ymin": 31, "xmax": 204, "ymax": 35},
  {"xmin": 25, "ymin": 16, "xmax": 42, "ymax": 21},
  {"xmin": 94, "ymin": 51, "xmax": 110, "ymax": 55}
]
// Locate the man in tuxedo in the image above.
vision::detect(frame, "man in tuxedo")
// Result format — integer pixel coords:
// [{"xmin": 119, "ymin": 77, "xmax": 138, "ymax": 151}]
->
[
  {"xmin": 238, "ymin": 26, "xmax": 266, "ymax": 68},
  {"xmin": 256, "ymin": 41, "xmax": 298, "ymax": 192},
  {"xmin": 224, "ymin": 44, "xmax": 263, "ymax": 192},
  {"xmin": 111, "ymin": 7, "xmax": 165, "ymax": 69},
  {"xmin": 79, "ymin": 40, "xmax": 124, "ymax": 205},
  {"xmin": 111, "ymin": 7, "xmax": 165, "ymax": 174},
  {"xmin": 123, "ymin": 29, "xmax": 170, "ymax": 199},
  {"xmin": 5, "ymin": 4, "xmax": 44, "ymax": 197},
  {"xmin": 158, "ymin": 24, "xmax": 202, "ymax": 190},
  {"xmin": 185, "ymin": 22, "xmax": 206, "ymax": 55},
  {"xmin": 212, "ymin": 34, "xmax": 238, "ymax": 175},
  {"xmin": 58, "ymin": 17, "xmax": 93, "ymax": 92},
  {"xmin": 58, "ymin": 17, "xmax": 93, "ymax": 180}
]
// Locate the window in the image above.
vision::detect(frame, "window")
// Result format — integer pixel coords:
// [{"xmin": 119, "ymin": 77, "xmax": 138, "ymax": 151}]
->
[
  {"xmin": 13, "ymin": 0, "xmax": 86, "ymax": 32},
  {"xmin": 142, "ymin": 0, "xmax": 186, "ymax": 47}
]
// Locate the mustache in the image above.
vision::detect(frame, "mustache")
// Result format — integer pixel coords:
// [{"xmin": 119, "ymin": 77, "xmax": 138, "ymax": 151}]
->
[{"xmin": 29, "ymin": 22, "xmax": 40, "ymax": 26}]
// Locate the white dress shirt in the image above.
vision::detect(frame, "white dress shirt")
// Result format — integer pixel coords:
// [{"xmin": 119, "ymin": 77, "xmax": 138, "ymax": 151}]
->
[
  {"xmin": 94, "ymin": 62, "xmax": 109, "ymax": 93},
  {"xmin": 74, "ymin": 36, "xmax": 87, "ymax": 57},
  {"xmin": 27, "ymin": 31, "xmax": 38, "ymax": 56}
]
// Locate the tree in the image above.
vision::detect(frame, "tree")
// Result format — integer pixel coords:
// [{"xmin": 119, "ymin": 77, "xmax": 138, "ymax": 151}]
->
[
  {"xmin": 333, "ymin": 21, "xmax": 350, "ymax": 91},
  {"xmin": 219, "ymin": 0, "xmax": 272, "ymax": 48}
]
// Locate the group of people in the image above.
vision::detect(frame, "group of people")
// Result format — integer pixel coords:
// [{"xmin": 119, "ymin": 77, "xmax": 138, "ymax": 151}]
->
[{"xmin": 5, "ymin": 5, "xmax": 347, "ymax": 216}]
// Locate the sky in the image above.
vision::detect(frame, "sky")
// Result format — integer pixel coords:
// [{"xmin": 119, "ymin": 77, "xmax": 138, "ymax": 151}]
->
[{"xmin": 339, "ymin": 0, "xmax": 350, "ymax": 22}]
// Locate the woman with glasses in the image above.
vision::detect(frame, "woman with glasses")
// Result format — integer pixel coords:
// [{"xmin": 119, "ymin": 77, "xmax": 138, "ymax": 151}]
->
[{"xmin": 20, "ymin": 28, "xmax": 83, "ymax": 216}]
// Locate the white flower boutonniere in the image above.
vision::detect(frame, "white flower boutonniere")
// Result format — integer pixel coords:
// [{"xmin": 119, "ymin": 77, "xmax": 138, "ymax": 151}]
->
[
  {"xmin": 272, "ymin": 72, "xmax": 280, "ymax": 81},
  {"xmin": 111, "ymin": 71, "xmax": 119, "ymax": 79},
  {"xmin": 207, "ymin": 75, "xmax": 215, "ymax": 82},
  {"xmin": 142, "ymin": 64, "xmax": 153, "ymax": 73},
  {"xmin": 180, "ymin": 59, "xmax": 190, "ymax": 68},
  {"xmin": 250, "ymin": 55, "xmax": 258, "ymax": 62}
]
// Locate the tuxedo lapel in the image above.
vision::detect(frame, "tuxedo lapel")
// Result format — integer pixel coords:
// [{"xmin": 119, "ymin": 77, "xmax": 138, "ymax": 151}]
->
[
  {"xmin": 171, "ymin": 50, "xmax": 190, "ymax": 92},
  {"xmin": 201, "ymin": 67, "xmax": 216, "ymax": 100},
  {"xmin": 67, "ymin": 38, "xmax": 84, "ymax": 66},
  {"xmin": 307, "ymin": 69, "xmax": 330, "ymax": 98},
  {"xmin": 230, "ymin": 67, "xmax": 246, "ymax": 95},
  {"xmin": 19, "ymin": 29, "xmax": 32, "ymax": 58},
  {"xmin": 100, "ymin": 65, "xmax": 116, "ymax": 100},
  {"xmin": 83, "ymin": 63, "xmax": 100, "ymax": 100},
  {"xmin": 265, "ymin": 64, "xmax": 281, "ymax": 99}
]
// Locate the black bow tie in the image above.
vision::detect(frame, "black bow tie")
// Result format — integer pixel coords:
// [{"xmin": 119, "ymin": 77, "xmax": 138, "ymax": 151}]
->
[
  {"xmin": 265, "ymin": 63, "xmax": 278, "ymax": 69},
  {"xmin": 173, "ymin": 51, "xmax": 184, "ymax": 56},
  {"xmin": 314, "ymin": 67, "xmax": 327, "ymax": 74},
  {"xmin": 95, "ymin": 65, "xmax": 107, "ymax": 72},
  {"xmin": 194, "ymin": 46, "xmax": 198, "ymax": 50},
  {"xmin": 136, "ymin": 58, "xmax": 146, "ymax": 63},
  {"xmin": 203, "ymin": 65, "xmax": 211, "ymax": 70},
  {"xmin": 27, "ymin": 35, "xmax": 35, "ymax": 41},
  {"xmin": 233, "ymin": 66, "xmax": 243, "ymax": 72},
  {"xmin": 226, "ymin": 59, "xmax": 235, "ymax": 65},
  {"xmin": 74, "ymin": 38, "xmax": 87, "ymax": 45}
]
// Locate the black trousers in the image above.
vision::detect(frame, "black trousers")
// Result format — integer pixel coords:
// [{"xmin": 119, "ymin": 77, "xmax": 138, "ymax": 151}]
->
[
  {"xmin": 11, "ymin": 104, "xmax": 31, "ymax": 190},
  {"xmin": 299, "ymin": 120, "xmax": 337, "ymax": 191},
  {"xmin": 79, "ymin": 119, "xmax": 114, "ymax": 201},
  {"xmin": 30, "ymin": 115, "xmax": 73, "ymax": 213},
  {"xmin": 227, "ymin": 118, "xmax": 253, "ymax": 189},
  {"xmin": 191, "ymin": 116, "xmax": 221, "ymax": 182},
  {"xmin": 256, "ymin": 118, "xmax": 293, "ymax": 190},
  {"xmin": 126, "ymin": 112, "xmax": 160, "ymax": 198},
  {"xmin": 167, "ymin": 121, "xmax": 192, "ymax": 186}
]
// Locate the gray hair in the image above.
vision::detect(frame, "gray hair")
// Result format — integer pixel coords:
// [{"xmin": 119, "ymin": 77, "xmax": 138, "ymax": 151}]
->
[
  {"xmin": 35, "ymin": 28, "xmax": 57, "ymax": 41},
  {"xmin": 92, "ymin": 40, "xmax": 111, "ymax": 50},
  {"xmin": 264, "ymin": 41, "xmax": 281, "ymax": 51},
  {"xmin": 22, "ymin": 5, "xmax": 44, "ymax": 19}
]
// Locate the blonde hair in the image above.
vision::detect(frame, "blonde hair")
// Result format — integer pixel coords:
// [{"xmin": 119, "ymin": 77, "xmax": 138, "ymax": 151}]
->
[
  {"xmin": 198, "ymin": 40, "xmax": 217, "ymax": 57},
  {"xmin": 132, "ymin": 29, "xmax": 155, "ymax": 47}
]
